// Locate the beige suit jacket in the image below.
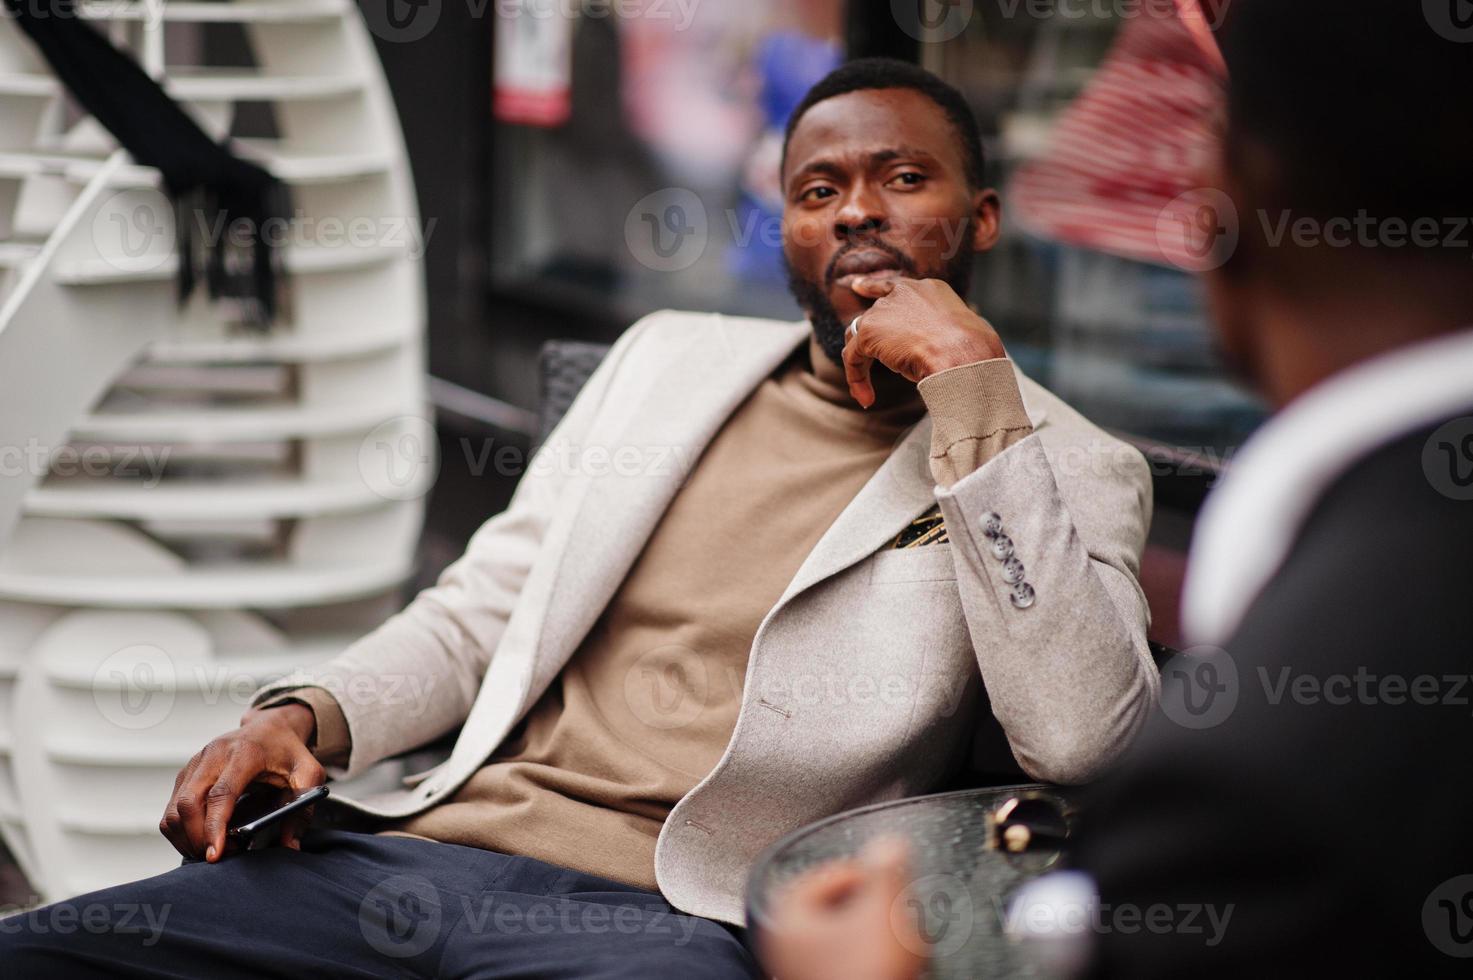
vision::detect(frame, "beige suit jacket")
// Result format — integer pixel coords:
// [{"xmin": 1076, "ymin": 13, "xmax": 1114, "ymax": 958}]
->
[{"xmin": 254, "ymin": 310, "xmax": 1158, "ymax": 924}]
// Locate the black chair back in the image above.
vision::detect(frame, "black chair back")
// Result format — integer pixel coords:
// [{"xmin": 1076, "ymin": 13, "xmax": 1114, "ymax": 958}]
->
[{"xmin": 534, "ymin": 340, "xmax": 613, "ymax": 451}]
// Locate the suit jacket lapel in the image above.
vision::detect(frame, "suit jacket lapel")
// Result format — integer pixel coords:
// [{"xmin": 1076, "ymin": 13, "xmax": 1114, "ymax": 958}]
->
[
  {"xmin": 777, "ymin": 418, "xmax": 938, "ymax": 603},
  {"xmin": 526, "ymin": 316, "xmax": 811, "ymax": 696}
]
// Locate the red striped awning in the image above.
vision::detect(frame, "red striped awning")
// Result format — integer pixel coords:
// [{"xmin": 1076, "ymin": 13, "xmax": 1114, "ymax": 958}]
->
[{"xmin": 1010, "ymin": 0, "xmax": 1231, "ymax": 271}]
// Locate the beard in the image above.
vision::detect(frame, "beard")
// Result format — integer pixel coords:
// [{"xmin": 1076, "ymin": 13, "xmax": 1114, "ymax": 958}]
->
[{"xmin": 784, "ymin": 222, "xmax": 978, "ymax": 368}]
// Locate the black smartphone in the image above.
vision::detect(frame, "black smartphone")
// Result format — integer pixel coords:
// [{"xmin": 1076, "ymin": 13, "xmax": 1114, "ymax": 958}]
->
[{"xmin": 227, "ymin": 784, "xmax": 329, "ymax": 840}]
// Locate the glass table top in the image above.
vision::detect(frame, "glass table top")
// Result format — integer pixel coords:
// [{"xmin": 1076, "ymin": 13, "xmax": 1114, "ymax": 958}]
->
[{"xmin": 746, "ymin": 784, "xmax": 1084, "ymax": 979}]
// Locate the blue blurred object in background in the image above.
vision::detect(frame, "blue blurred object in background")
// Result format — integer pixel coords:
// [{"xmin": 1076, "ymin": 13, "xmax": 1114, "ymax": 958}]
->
[{"xmin": 727, "ymin": 30, "xmax": 842, "ymax": 285}]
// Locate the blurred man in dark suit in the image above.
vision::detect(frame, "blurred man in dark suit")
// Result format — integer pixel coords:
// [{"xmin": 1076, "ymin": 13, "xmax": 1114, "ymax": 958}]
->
[
  {"xmin": 1077, "ymin": 1, "xmax": 1473, "ymax": 974},
  {"xmin": 763, "ymin": 2, "xmax": 1473, "ymax": 976}
]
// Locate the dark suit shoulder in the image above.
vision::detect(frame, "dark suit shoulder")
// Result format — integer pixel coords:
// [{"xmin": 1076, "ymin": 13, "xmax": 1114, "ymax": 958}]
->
[
  {"xmin": 1081, "ymin": 418, "xmax": 1473, "ymax": 978},
  {"xmin": 1234, "ymin": 419, "xmax": 1473, "ymax": 677}
]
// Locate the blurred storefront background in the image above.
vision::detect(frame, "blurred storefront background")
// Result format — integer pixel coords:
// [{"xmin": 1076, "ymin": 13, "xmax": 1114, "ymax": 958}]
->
[
  {"xmin": 469, "ymin": 1, "xmax": 1263, "ymax": 448},
  {"xmin": 371, "ymin": 0, "xmax": 1255, "ymax": 599},
  {"xmin": 485, "ymin": 0, "xmax": 850, "ymax": 405}
]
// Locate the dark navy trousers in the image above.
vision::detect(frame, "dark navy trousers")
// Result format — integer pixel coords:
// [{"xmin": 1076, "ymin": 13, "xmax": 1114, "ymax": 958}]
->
[{"xmin": 0, "ymin": 830, "xmax": 760, "ymax": 979}]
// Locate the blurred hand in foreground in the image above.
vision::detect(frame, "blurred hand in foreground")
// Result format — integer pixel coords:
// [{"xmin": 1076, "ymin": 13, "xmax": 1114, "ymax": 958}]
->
[{"xmin": 760, "ymin": 837, "xmax": 926, "ymax": 980}]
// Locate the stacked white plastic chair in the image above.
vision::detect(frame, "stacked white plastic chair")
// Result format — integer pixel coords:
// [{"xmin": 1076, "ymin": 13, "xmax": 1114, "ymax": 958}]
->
[{"xmin": 0, "ymin": 1, "xmax": 430, "ymax": 900}]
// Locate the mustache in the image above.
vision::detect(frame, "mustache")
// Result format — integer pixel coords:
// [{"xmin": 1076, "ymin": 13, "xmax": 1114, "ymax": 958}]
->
[{"xmin": 823, "ymin": 239, "xmax": 918, "ymax": 289}]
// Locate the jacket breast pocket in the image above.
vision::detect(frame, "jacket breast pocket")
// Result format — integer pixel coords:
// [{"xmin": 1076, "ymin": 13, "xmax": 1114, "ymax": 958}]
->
[{"xmin": 869, "ymin": 544, "xmax": 958, "ymax": 584}]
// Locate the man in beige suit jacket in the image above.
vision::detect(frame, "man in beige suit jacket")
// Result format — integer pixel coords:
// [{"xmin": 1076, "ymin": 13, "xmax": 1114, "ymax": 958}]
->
[{"xmin": 4, "ymin": 59, "xmax": 1154, "ymax": 980}]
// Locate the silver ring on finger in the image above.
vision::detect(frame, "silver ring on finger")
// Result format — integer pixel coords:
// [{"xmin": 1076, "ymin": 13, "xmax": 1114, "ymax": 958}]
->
[{"xmin": 847, "ymin": 315, "xmax": 862, "ymax": 341}]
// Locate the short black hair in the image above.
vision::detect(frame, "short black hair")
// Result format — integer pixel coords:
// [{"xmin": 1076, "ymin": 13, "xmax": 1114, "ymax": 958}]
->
[
  {"xmin": 781, "ymin": 57, "xmax": 987, "ymax": 190},
  {"xmin": 1218, "ymin": 0, "xmax": 1473, "ymax": 224}
]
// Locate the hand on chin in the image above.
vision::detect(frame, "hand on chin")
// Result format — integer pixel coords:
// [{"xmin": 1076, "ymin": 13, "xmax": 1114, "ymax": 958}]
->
[{"xmin": 830, "ymin": 272, "xmax": 907, "ymax": 322}]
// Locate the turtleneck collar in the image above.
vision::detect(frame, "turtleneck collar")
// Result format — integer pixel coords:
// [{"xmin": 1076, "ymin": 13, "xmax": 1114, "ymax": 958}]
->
[
  {"xmin": 780, "ymin": 329, "xmax": 926, "ymax": 429},
  {"xmin": 797, "ymin": 330, "xmax": 924, "ymax": 411}
]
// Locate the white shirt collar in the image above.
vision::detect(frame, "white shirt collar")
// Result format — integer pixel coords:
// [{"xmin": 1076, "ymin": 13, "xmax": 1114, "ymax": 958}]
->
[{"xmin": 1182, "ymin": 327, "xmax": 1473, "ymax": 647}]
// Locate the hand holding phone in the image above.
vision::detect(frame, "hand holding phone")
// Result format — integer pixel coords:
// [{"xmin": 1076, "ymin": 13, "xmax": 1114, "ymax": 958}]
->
[
  {"xmin": 227, "ymin": 785, "xmax": 330, "ymax": 849},
  {"xmin": 159, "ymin": 702, "xmax": 326, "ymax": 862}
]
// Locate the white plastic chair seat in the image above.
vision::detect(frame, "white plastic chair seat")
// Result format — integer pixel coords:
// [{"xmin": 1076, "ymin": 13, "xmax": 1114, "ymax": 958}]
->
[
  {"xmin": 0, "ymin": 145, "xmax": 392, "ymax": 188},
  {"xmin": 0, "ymin": 68, "xmax": 364, "ymax": 102},
  {"xmin": 0, "ymin": 546, "xmax": 415, "ymax": 610},
  {"xmin": 10, "ymin": 609, "xmax": 370, "ymax": 897},
  {"xmin": 52, "ymin": 240, "xmax": 406, "ymax": 285},
  {"xmin": 0, "ymin": 0, "xmax": 426, "ymax": 901},
  {"xmin": 0, "ymin": 602, "xmax": 63, "ymax": 885},
  {"xmin": 0, "ymin": 151, "xmax": 113, "ymax": 184},
  {"xmin": 0, "ymin": 73, "xmax": 55, "ymax": 97},
  {"xmin": 13, "ymin": 610, "xmax": 217, "ymax": 896},
  {"xmin": 71, "ymin": 393, "xmax": 416, "ymax": 442},
  {"xmin": 144, "ymin": 318, "xmax": 414, "ymax": 363},
  {"xmin": 0, "ymin": 512, "xmax": 419, "ymax": 608},
  {"xmin": 234, "ymin": 141, "xmax": 395, "ymax": 184},
  {"xmin": 45, "ymin": 736, "xmax": 203, "ymax": 771},
  {"xmin": 165, "ymin": 67, "xmax": 363, "ymax": 102},
  {"xmin": 26, "ymin": 469, "xmax": 428, "ymax": 521},
  {"xmin": 76, "ymin": 0, "xmax": 351, "ymax": 24},
  {"xmin": 0, "ymin": 241, "xmax": 41, "ymax": 268}
]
